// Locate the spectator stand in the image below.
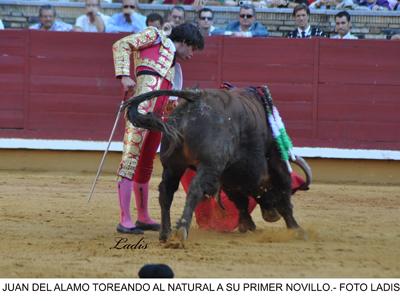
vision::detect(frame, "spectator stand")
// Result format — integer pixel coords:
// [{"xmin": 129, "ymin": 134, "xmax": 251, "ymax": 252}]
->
[{"xmin": 0, "ymin": 1, "xmax": 400, "ymax": 38}]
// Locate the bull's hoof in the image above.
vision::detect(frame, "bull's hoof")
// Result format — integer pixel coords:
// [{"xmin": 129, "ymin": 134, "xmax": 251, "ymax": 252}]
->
[
  {"xmin": 238, "ymin": 223, "xmax": 248, "ymax": 233},
  {"xmin": 176, "ymin": 227, "xmax": 188, "ymax": 241},
  {"xmin": 159, "ymin": 229, "xmax": 171, "ymax": 243},
  {"xmin": 261, "ymin": 208, "xmax": 281, "ymax": 223},
  {"xmin": 238, "ymin": 217, "xmax": 256, "ymax": 233},
  {"xmin": 159, "ymin": 234, "xmax": 169, "ymax": 243},
  {"xmin": 163, "ymin": 228, "xmax": 187, "ymax": 249}
]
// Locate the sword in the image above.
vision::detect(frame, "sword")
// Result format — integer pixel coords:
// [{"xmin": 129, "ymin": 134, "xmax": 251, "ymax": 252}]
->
[{"xmin": 87, "ymin": 93, "xmax": 128, "ymax": 203}]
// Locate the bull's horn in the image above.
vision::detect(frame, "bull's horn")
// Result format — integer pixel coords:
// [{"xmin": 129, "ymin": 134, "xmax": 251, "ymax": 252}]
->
[{"xmin": 291, "ymin": 155, "xmax": 312, "ymax": 190}]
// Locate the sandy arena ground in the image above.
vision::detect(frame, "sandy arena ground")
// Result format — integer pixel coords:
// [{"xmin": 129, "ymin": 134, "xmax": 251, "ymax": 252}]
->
[{"xmin": 1, "ymin": 170, "xmax": 399, "ymax": 278}]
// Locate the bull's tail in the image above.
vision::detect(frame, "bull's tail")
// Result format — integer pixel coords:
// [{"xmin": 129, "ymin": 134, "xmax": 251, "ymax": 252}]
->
[
  {"xmin": 121, "ymin": 89, "xmax": 202, "ymax": 112},
  {"xmin": 121, "ymin": 89, "xmax": 202, "ymax": 156}
]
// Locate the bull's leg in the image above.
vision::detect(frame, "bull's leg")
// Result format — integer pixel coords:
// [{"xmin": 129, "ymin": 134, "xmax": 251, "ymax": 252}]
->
[
  {"xmin": 175, "ymin": 165, "xmax": 221, "ymax": 241},
  {"xmin": 224, "ymin": 189, "xmax": 256, "ymax": 233},
  {"xmin": 267, "ymin": 149, "xmax": 302, "ymax": 231},
  {"xmin": 272, "ymin": 187, "xmax": 298, "ymax": 229},
  {"xmin": 253, "ymin": 162, "xmax": 282, "ymax": 223},
  {"xmin": 158, "ymin": 166, "xmax": 185, "ymax": 242}
]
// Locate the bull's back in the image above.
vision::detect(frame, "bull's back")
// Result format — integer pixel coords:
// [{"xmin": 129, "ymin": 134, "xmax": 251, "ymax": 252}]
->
[
  {"xmin": 170, "ymin": 89, "xmax": 271, "ymax": 166},
  {"xmin": 177, "ymin": 96, "xmax": 235, "ymax": 164},
  {"xmin": 204, "ymin": 89, "xmax": 268, "ymax": 130}
]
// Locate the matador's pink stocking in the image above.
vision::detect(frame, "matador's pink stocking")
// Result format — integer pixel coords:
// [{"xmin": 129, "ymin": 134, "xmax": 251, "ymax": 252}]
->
[{"xmin": 117, "ymin": 177, "xmax": 135, "ymax": 228}]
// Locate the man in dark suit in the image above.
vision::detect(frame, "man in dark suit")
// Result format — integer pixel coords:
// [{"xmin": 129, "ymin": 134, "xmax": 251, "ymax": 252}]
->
[{"xmin": 287, "ymin": 4, "xmax": 327, "ymax": 38}]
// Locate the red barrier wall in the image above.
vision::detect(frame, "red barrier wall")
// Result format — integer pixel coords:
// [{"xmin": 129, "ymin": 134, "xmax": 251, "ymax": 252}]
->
[{"xmin": 1, "ymin": 30, "xmax": 399, "ymax": 150}]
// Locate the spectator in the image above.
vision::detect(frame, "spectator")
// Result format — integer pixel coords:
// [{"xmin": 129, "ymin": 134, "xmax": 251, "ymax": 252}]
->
[
  {"xmin": 266, "ymin": 0, "xmax": 308, "ymax": 8},
  {"xmin": 287, "ymin": 4, "xmax": 327, "ymax": 38},
  {"xmin": 167, "ymin": 6, "xmax": 185, "ymax": 28},
  {"xmin": 29, "ymin": 5, "xmax": 73, "ymax": 31},
  {"xmin": 146, "ymin": 13, "xmax": 164, "ymax": 30},
  {"xmin": 0, "ymin": 20, "xmax": 4, "ymax": 30},
  {"xmin": 310, "ymin": 0, "xmax": 356, "ymax": 8},
  {"xmin": 161, "ymin": 6, "xmax": 185, "ymax": 35},
  {"xmin": 384, "ymin": 28, "xmax": 400, "ymax": 39},
  {"xmin": 392, "ymin": 0, "xmax": 400, "ymax": 9},
  {"xmin": 223, "ymin": 4, "xmax": 269, "ymax": 37},
  {"xmin": 75, "ymin": 0, "xmax": 110, "ymax": 32},
  {"xmin": 355, "ymin": 0, "xmax": 391, "ymax": 9},
  {"xmin": 105, "ymin": 0, "xmax": 146, "ymax": 33},
  {"xmin": 331, "ymin": 11, "xmax": 358, "ymax": 40},
  {"xmin": 197, "ymin": 8, "xmax": 222, "ymax": 37},
  {"xmin": 336, "ymin": 0, "xmax": 357, "ymax": 8}
]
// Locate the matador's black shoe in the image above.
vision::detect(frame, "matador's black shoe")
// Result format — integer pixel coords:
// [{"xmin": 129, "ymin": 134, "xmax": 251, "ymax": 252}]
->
[
  {"xmin": 116, "ymin": 223, "xmax": 144, "ymax": 234},
  {"xmin": 135, "ymin": 221, "xmax": 161, "ymax": 231}
]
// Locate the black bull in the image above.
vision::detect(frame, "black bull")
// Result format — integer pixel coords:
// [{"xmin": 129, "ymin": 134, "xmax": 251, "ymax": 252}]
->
[{"xmin": 122, "ymin": 87, "xmax": 311, "ymax": 243}]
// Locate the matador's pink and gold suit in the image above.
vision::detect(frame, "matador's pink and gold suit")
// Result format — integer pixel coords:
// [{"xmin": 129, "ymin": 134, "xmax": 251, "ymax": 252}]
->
[{"xmin": 112, "ymin": 27, "xmax": 177, "ymax": 233}]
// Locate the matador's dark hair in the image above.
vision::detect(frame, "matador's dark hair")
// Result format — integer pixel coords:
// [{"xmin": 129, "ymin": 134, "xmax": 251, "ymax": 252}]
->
[{"xmin": 169, "ymin": 23, "xmax": 204, "ymax": 50}]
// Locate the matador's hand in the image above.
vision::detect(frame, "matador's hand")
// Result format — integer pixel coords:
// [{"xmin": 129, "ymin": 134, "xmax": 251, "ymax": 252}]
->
[{"xmin": 121, "ymin": 76, "xmax": 136, "ymax": 95}]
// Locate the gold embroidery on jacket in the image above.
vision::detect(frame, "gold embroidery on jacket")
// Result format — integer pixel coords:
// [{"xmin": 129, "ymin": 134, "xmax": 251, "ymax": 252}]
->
[{"xmin": 112, "ymin": 27, "xmax": 175, "ymax": 78}]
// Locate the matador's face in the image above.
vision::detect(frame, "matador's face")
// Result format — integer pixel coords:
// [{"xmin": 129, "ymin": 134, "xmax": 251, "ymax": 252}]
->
[{"xmin": 175, "ymin": 42, "xmax": 194, "ymax": 61}]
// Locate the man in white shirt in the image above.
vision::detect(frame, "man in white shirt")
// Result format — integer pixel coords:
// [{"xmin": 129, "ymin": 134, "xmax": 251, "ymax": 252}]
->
[
  {"xmin": 75, "ymin": 0, "xmax": 110, "ymax": 32},
  {"xmin": 331, "ymin": 10, "xmax": 358, "ymax": 40},
  {"xmin": 0, "ymin": 20, "xmax": 4, "ymax": 30},
  {"xmin": 105, "ymin": 0, "xmax": 146, "ymax": 33},
  {"xmin": 30, "ymin": 5, "xmax": 73, "ymax": 32}
]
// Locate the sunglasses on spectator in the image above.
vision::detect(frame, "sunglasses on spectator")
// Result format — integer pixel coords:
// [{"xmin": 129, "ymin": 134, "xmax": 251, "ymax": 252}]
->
[
  {"xmin": 240, "ymin": 14, "xmax": 253, "ymax": 19},
  {"xmin": 123, "ymin": 5, "xmax": 136, "ymax": 9},
  {"xmin": 172, "ymin": 15, "xmax": 183, "ymax": 19},
  {"xmin": 200, "ymin": 16, "xmax": 213, "ymax": 21}
]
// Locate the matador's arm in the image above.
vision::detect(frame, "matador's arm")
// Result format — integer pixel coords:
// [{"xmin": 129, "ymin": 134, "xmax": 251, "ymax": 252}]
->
[{"xmin": 112, "ymin": 27, "xmax": 159, "ymax": 77}]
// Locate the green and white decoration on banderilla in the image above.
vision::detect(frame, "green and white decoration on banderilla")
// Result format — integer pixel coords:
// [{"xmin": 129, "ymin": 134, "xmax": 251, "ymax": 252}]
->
[
  {"xmin": 267, "ymin": 106, "xmax": 296, "ymax": 173},
  {"xmin": 257, "ymin": 85, "xmax": 296, "ymax": 173}
]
